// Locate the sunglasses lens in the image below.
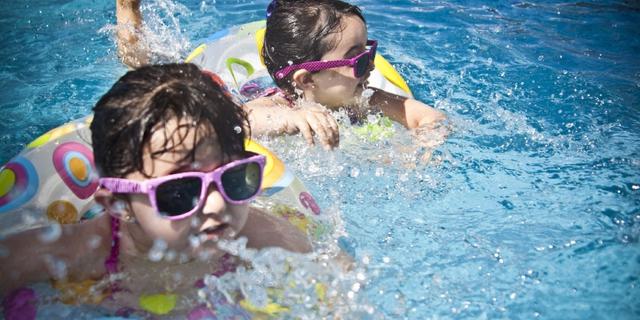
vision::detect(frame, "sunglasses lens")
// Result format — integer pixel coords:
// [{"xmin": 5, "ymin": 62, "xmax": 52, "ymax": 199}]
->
[
  {"xmin": 156, "ymin": 177, "xmax": 202, "ymax": 216},
  {"xmin": 221, "ymin": 161, "xmax": 262, "ymax": 202},
  {"xmin": 355, "ymin": 54, "xmax": 371, "ymax": 78}
]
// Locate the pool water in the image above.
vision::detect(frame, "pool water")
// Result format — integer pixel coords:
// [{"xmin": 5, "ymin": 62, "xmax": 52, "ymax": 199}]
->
[{"xmin": 2, "ymin": 0, "xmax": 639, "ymax": 318}]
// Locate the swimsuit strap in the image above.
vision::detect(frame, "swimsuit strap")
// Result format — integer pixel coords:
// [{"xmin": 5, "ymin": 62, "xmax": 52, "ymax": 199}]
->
[
  {"xmin": 105, "ymin": 216, "xmax": 121, "ymax": 274},
  {"xmin": 260, "ymin": 87, "xmax": 295, "ymax": 107}
]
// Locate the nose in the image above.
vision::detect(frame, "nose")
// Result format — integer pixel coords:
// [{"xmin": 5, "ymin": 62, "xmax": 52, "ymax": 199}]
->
[
  {"xmin": 367, "ymin": 56, "xmax": 375, "ymax": 73},
  {"xmin": 199, "ymin": 183, "xmax": 227, "ymax": 216}
]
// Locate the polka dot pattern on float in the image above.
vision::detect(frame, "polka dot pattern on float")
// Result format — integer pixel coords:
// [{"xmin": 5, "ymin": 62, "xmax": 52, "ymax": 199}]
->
[
  {"xmin": 0, "ymin": 157, "xmax": 39, "ymax": 213},
  {"xmin": 299, "ymin": 191, "xmax": 321, "ymax": 215},
  {"xmin": 52, "ymin": 142, "xmax": 99, "ymax": 199},
  {"xmin": 46, "ymin": 200, "xmax": 78, "ymax": 224}
]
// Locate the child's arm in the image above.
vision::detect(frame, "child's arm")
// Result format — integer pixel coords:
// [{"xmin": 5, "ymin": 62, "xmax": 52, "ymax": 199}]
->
[
  {"xmin": 241, "ymin": 207, "xmax": 312, "ymax": 254},
  {"xmin": 369, "ymin": 88, "xmax": 446, "ymax": 130},
  {"xmin": 244, "ymin": 97, "xmax": 340, "ymax": 150},
  {"xmin": 115, "ymin": 0, "xmax": 147, "ymax": 68},
  {"xmin": 0, "ymin": 214, "xmax": 112, "ymax": 295}
]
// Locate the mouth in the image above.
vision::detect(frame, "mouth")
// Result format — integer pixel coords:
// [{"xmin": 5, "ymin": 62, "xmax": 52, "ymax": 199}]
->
[{"xmin": 198, "ymin": 223, "xmax": 230, "ymax": 241}]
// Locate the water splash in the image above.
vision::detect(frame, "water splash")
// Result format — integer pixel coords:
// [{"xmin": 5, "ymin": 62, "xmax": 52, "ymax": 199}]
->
[{"xmin": 198, "ymin": 237, "xmax": 377, "ymax": 318}]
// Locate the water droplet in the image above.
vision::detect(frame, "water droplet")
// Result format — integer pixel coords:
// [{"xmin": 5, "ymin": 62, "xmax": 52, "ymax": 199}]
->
[
  {"xmin": 87, "ymin": 235, "xmax": 102, "ymax": 249},
  {"xmin": 165, "ymin": 250, "xmax": 177, "ymax": 262},
  {"xmin": 39, "ymin": 223, "xmax": 62, "ymax": 243},
  {"xmin": 148, "ymin": 239, "xmax": 168, "ymax": 261},
  {"xmin": 189, "ymin": 234, "xmax": 201, "ymax": 248},
  {"xmin": 361, "ymin": 88, "xmax": 374, "ymax": 99},
  {"xmin": 191, "ymin": 216, "xmax": 202, "ymax": 228}
]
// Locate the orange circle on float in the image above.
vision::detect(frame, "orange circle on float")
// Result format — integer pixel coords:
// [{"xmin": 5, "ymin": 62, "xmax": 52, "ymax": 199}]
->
[
  {"xmin": 0, "ymin": 168, "xmax": 16, "ymax": 197},
  {"xmin": 69, "ymin": 157, "xmax": 88, "ymax": 181},
  {"xmin": 46, "ymin": 200, "xmax": 78, "ymax": 224}
]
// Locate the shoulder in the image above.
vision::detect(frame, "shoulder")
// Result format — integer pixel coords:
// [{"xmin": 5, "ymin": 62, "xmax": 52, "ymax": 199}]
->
[{"xmin": 240, "ymin": 207, "xmax": 312, "ymax": 254}]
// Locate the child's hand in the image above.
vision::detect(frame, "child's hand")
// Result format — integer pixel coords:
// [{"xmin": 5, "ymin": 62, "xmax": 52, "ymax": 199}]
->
[
  {"xmin": 244, "ymin": 98, "xmax": 339, "ymax": 149},
  {"xmin": 285, "ymin": 104, "xmax": 339, "ymax": 150}
]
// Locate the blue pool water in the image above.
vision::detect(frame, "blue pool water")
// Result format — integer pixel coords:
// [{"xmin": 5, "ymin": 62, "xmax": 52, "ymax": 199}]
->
[{"xmin": 1, "ymin": 0, "xmax": 639, "ymax": 318}]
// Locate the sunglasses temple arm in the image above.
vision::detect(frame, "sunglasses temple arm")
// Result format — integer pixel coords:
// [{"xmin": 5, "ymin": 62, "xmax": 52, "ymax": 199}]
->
[{"xmin": 99, "ymin": 178, "xmax": 146, "ymax": 193}]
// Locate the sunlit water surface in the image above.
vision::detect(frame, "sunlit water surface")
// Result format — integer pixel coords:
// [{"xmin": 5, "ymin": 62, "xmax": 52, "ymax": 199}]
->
[{"xmin": 1, "ymin": 0, "xmax": 639, "ymax": 319}]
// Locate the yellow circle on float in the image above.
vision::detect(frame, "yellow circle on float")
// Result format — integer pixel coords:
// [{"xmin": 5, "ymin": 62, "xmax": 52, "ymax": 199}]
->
[
  {"xmin": 0, "ymin": 168, "xmax": 16, "ymax": 197},
  {"xmin": 139, "ymin": 293, "xmax": 177, "ymax": 315},
  {"xmin": 27, "ymin": 132, "xmax": 52, "ymax": 149},
  {"xmin": 46, "ymin": 200, "xmax": 78, "ymax": 224},
  {"xmin": 69, "ymin": 157, "xmax": 88, "ymax": 181},
  {"xmin": 244, "ymin": 139, "xmax": 285, "ymax": 188}
]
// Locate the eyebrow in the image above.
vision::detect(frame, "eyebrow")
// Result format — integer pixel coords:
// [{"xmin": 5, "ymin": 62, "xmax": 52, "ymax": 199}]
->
[
  {"xmin": 162, "ymin": 137, "xmax": 219, "ymax": 175},
  {"xmin": 344, "ymin": 44, "xmax": 366, "ymax": 58}
]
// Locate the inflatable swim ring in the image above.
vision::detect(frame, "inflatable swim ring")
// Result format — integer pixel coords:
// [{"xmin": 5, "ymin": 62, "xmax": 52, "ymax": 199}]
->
[
  {"xmin": 186, "ymin": 20, "xmax": 413, "ymax": 100},
  {"xmin": 186, "ymin": 20, "xmax": 411, "ymax": 144},
  {"xmin": 0, "ymin": 114, "xmax": 328, "ymax": 242}
]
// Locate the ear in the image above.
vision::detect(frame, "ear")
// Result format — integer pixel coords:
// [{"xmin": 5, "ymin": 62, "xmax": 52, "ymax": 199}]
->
[{"xmin": 291, "ymin": 69, "xmax": 316, "ymax": 91}]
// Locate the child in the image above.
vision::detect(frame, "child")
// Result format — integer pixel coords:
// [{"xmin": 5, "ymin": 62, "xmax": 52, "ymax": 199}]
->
[
  {"xmin": 115, "ymin": 0, "xmax": 446, "ymax": 150},
  {"xmin": 0, "ymin": 63, "xmax": 311, "ymax": 315},
  {"xmin": 249, "ymin": 0, "xmax": 446, "ymax": 149}
]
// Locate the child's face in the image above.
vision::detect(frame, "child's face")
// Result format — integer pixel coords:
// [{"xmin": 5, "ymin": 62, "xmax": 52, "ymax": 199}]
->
[
  {"xmin": 124, "ymin": 118, "xmax": 250, "ymax": 257},
  {"xmin": 308, "ymin": 15, "xmax": 371, "ymax": 108}
]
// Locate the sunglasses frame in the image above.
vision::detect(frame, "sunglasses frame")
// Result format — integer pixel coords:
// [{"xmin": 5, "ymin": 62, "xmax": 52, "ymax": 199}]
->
[
  {"xmin": 275, "ymin": 40, "xmax": 378, "ymax": 80},
  {"xmin": 99, "ymin": 153, "xmax": 266, "ymax": 220}
]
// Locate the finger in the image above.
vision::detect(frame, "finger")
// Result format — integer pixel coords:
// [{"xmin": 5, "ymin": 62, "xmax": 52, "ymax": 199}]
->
[
  {"xmin": 296, "ymin": 120, "xmax": 315, "ymax": 146},
  {"xmin": 307, "ymin": 114, "xmax": 332, "ymax": 150},
  {"xmin": 324, "ymin": 114, "xmax": 340, "ymax": 148},
  {"xmin": 313, "ymin": 112, "xmax": 339, "ymax": 149}
]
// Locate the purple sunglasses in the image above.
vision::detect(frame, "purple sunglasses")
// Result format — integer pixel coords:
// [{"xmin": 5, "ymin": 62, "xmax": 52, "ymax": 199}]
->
[
  {"xmin": 99, "ymin": 153, "xmax": 266, "ymax": 220},
  {"xmin": 275, "ymin": 40, "xmax": 378, "ymax": 80}
]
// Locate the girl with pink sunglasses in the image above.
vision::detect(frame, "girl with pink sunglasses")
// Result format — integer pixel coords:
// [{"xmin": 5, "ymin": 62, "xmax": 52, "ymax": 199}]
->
[{"xmin": 0, "ymin": 63, "xmax": 311, "ymax": 316}]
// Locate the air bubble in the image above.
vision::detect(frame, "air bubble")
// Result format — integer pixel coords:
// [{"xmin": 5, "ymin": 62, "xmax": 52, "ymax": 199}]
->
[
  {"xmin": 87, "ymin": 235, "xmax": 102, "ymax": 249},
  {"xmin": 148, "ymin": 239, "xmax": 168, "ymax": 261},
  {"xmin": 361, "ymin": 88, "xmax": 374, "ymax": 99},
  {"xmin": 39, "ymin": 223, "xmax": 62, "ymax": 243}
]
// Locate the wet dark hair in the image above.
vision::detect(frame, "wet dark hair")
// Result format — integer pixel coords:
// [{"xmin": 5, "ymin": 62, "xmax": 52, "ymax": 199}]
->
[
  {"xmin": 91, "ymin": 63, "xmax": 248, "ymax": 178},
  {"xmin": 262, "ymin": 0, "xmax": 365, "ymax": 94}
]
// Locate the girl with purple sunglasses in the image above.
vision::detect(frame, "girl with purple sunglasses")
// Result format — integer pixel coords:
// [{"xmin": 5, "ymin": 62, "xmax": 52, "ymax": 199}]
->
[
  {"xmin": 0, "ymin": 63, "xmax": 311, "ymax": 316},
  {"xmin": 247, "ymin": 0, "xmax": 447, "ymax": 149},
  {"xmin": 115, "ymin": 0, "xmax": 446, "ymax": 151}
]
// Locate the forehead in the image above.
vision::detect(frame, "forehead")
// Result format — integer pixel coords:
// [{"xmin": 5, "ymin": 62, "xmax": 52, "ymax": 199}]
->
[
  {"xmin": 143, "ymin": 117, "xmax": 221, "ymax": 173},
  {"xmin": 321, "ymin": 15, "xmax": 368, "ymax": 59}
]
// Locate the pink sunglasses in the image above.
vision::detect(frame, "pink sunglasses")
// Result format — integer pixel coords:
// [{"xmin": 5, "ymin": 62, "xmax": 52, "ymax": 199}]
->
[
  {"xmin": 99, "ymin": 153, "xmax": 266, "ymax": 220},
  {"xmin": 275, "ymin": 40, "xmax": 378, "ymax": 80}
]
